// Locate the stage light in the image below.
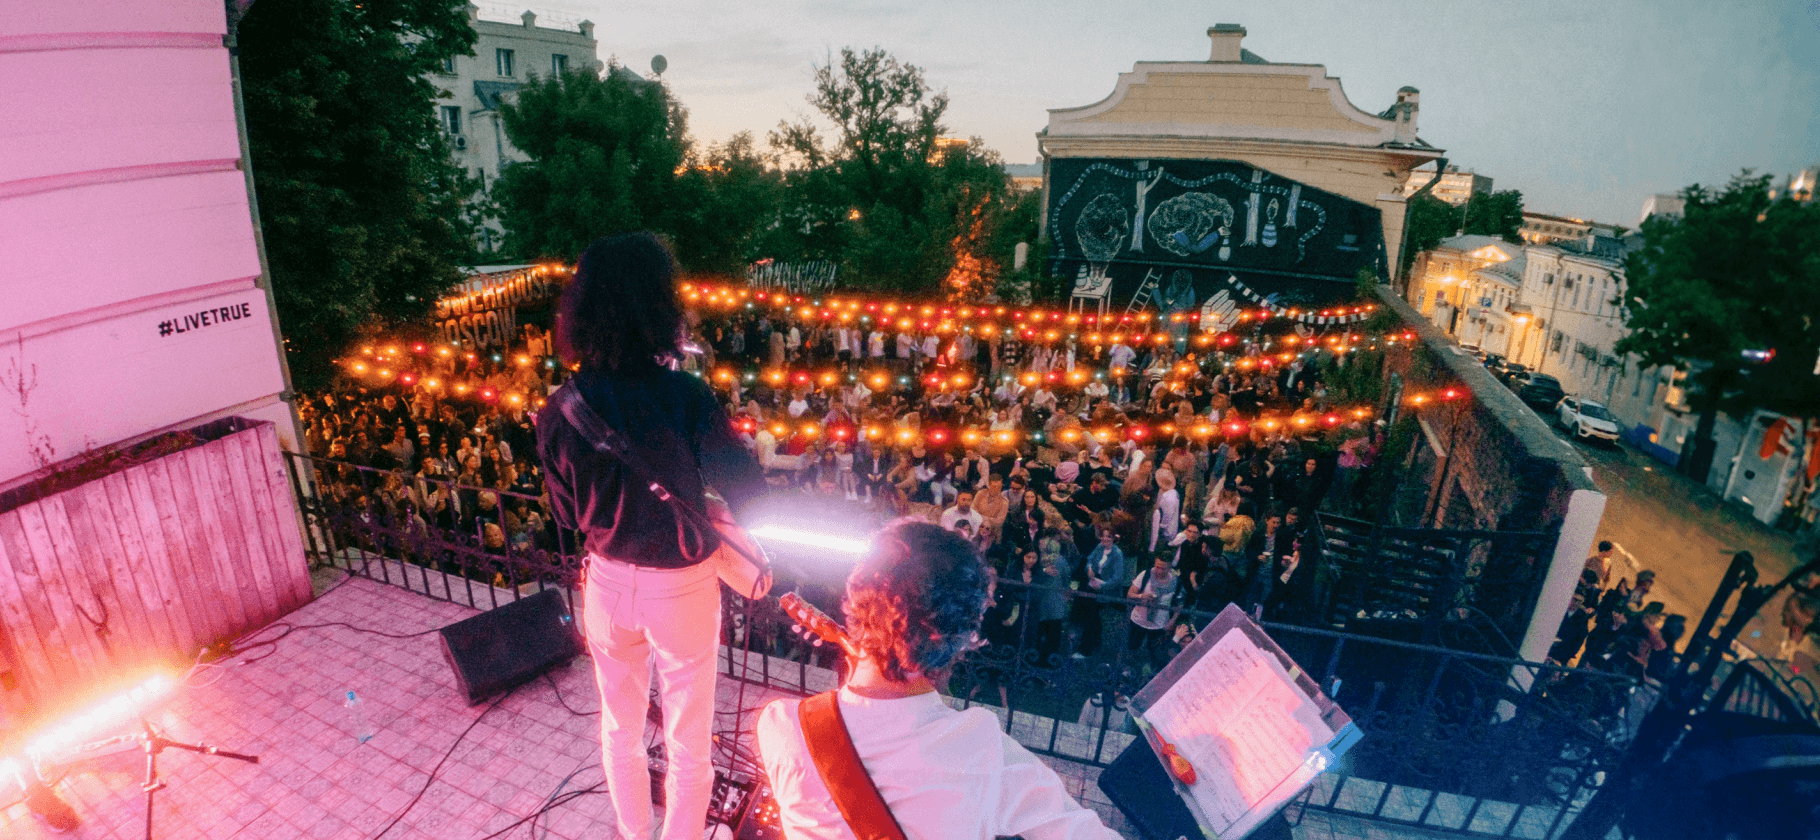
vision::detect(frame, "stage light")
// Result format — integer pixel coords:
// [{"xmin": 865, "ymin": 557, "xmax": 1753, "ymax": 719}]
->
[
  {"xmin": 749, "ymin": 525, "xmax": 870, "ymax": 557},
  {"xmin": 27, "ymin": 673, "xmax": 175, "ymax": 762}
]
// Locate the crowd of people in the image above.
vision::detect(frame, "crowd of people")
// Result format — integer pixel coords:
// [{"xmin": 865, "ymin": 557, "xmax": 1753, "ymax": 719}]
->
[
  {"xmin": 683, "ymin": 306, "xmax": 1390, "ymax": 674},
  {"xmin": 1548, "ymin": 541, "xmax": 1679, "ymax": 682},
  {"xmin": 301, "ymin": 299, "xmax": 1399, "ymax": 681}
]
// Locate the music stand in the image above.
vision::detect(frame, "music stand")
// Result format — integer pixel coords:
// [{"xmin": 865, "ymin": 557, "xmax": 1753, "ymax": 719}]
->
[{"xmin": 134, "ymin": 718, "xmax": 259, "ymax": 840}]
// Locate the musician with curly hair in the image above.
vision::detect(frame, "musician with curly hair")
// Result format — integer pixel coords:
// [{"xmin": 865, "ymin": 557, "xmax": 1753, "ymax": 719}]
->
[{"xmin": 755, "ymin": 520, "xmax": 1119, "ymax": 840}]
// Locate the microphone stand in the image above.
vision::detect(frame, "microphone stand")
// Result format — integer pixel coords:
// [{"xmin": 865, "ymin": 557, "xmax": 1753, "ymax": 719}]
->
[{"xmin": 136, "ymin": 718, "xmax": 259, "ymax": 840}]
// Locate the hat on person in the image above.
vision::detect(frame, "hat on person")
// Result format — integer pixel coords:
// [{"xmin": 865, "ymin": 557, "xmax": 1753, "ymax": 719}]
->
[{"xmin": 1636, "ymin": 570, "xmax": 1656, "ymax": 582}]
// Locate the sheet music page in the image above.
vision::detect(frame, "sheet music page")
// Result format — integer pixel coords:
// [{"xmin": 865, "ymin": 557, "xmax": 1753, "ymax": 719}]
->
[{"xmin": 1141, "ymin": 628, "xmax": 1336, "ymax": 835}]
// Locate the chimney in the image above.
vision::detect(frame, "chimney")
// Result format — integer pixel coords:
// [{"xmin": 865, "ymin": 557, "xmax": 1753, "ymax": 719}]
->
[
  {"xmin": 1207, "ymin": 23, "xmax": 1246, "ymax": 62},
  {"xmin": 578, "ymin": 19, "xmax": 594, "ymax": 39},
  {"xmin": 521, "ymin": 9, "xmax": 536, "ymax": 28}
]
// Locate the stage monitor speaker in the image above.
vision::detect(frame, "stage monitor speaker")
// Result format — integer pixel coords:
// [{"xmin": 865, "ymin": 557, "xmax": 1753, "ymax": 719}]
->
[{"xmin": 438, "ymin": 588, "xmax": 584, "ymax": 705}]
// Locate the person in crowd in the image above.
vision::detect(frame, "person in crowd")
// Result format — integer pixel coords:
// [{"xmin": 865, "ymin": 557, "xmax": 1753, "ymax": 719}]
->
[
  {"xmin": 940, "ymin": 490, "xmax": 985, "ymax": 535},
  {"xmin": 973, "ymin": 473, "xmax": 1011, "ymax": 533},
  {"xmin": 1126, "ymin": 553, "xmax": 1182, "ymax": 674},
  {"xmin": 1074, "ymin": 527, "xmax": 1127, "ymax": 659},
  {"xmin": 1584, "ymin": 540, "xmax": 1617, "ymax": 589}
]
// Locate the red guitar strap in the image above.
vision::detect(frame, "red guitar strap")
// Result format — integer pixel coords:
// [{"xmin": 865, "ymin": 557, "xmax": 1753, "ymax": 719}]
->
[{"xmin": 797, "ymin": 692, "xmax": 908, "ymax": 840}]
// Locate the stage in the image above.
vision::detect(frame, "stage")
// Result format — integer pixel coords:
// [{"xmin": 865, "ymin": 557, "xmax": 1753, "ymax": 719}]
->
[{"xmin": 1, "ymin": 574, "xmax": 1145, "ymax": 840}]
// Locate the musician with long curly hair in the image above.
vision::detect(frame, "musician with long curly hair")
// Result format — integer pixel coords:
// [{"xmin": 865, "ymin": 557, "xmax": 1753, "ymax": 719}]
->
[{"xmin": 756, "ymin": 520, "xmax": 1119, "ymax": 840}]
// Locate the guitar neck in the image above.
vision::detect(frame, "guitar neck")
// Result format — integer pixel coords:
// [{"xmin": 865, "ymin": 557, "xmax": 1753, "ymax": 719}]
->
[{"xmin": 780, "ymin": 592, "xmax": 857, "ymax": 656}]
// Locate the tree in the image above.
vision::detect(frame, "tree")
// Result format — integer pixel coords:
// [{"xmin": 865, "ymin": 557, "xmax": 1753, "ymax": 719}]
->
[
  {"xmin": 236, "ymin": 0, "xmax": 478, "ymax": 389},
  {"xmin": 1461, "ymin": 189, "xmax": 1524, "ymax": 243},
  {"xmin": 1400, "ymin": 193, "xmax": 1459, "ymax": 280},
  {"xmin": 668, "ymin": 132, "xmax": 786, "ymax": 277},
  {"xmin": 1616, "ymin": 171, "xmax": 1820, "ymax": 483},
  {"xmin": 490, "ymin": 67, "xmax": 688, "ymax": 260},
  {"xmin": 769, "ymin": 48, "xmax": 1017, "ymax": 295}
]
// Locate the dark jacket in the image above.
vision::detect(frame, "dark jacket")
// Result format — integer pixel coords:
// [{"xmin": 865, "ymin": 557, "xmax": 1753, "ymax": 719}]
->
[{"xmin": 536, "ymin": 366, "xmax": 766, "ymax": 567}]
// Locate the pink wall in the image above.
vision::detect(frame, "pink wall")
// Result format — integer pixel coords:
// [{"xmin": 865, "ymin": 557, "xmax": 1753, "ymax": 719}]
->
[{"xmin": 0, "ymin": 1, "xmax": 292, "ymax": 487}]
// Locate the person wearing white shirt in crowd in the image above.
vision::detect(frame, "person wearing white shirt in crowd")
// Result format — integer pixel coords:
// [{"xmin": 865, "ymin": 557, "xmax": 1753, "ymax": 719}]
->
[
  {"xmin": 869, "ymin": 329, "xmax": 887, "ymax": 359},
  {"xmin": 1149, "ymin": 467, "xmax": 1181, "ymax": 552},
  {"xmin": 896, "ymin": 330, "xmax": 915, "ymax": 361},
  {"xmin": 1082, "ymin": 377, "xmax": 1109, "ymax": 403},
  {"xmin": 1107, "ymin": 342, "xmax": 1136, "ymax": 403},
  {"xmin": 786, "ymin": 325, "xmax": 802, "ymax": 355},
  {"xmin": 921, "ymin": 332, "xmax": 941, "ymax": 364},
  {"xmin": 940, "ymin": 491, "xmax": 985, "ymax": 535},
  {"xmin": 757, "ymin": 521, "xmax": 1121, "ymax": 840}
]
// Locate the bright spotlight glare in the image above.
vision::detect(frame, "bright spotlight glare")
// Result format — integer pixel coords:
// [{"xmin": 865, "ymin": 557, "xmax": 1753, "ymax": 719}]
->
[
  {"xmin": 26, "ymin": 673, "xmax": 175, "ymax": 760},
  {"xmin": 748, "ymin": 525, "xmax": 870, "ymax": 556}
]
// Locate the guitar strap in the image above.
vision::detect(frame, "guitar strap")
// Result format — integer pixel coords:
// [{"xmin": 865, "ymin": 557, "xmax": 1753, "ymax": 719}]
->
[{"xmin": 797, "ymin": 692, "xmax": 908, "ymax": 840}]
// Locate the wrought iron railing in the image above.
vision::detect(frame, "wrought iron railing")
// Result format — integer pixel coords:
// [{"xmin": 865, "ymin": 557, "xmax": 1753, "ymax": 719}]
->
[
  {"xmin": 284, "ymin": 451, "xmax": 1642, "ymax": 837},
  {"xmin": 1311, "ymin": 512, "xmax": 1557, "ymax": 654}
]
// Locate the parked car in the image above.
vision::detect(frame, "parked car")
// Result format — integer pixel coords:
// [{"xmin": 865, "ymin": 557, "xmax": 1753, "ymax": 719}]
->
[
  {"xmin": 1494, "ymin": 360, "xmax": 1529, "ymax": 385},
  {"xmin": 1557, "ymin": 396, "xmax": 1621, "ymax": 444},
  {"xmin": 1515, "ymin": 373, "xmax": 1564, "ymax": 412}
]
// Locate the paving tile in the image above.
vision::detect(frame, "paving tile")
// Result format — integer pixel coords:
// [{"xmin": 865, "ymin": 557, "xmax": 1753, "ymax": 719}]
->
[{"xmin": 1, "ymin": 576, "xmax": 1173, "ymax": 840}]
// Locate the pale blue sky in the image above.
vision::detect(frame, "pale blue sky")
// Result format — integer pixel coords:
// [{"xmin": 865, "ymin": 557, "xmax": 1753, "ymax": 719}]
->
[{"xmin": 514, "ymin": 0, "xmax": 1820, "ymax": 226}]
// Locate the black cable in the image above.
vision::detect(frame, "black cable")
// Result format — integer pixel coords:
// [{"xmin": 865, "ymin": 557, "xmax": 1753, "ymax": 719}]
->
[
  {"xmin": 474, "ymin": 783, "xmax": 604, "ymax": 840},
  {"xmin": 543, "ymin": 672, "xmax": 598, "ymax": 717},
  {"xmin": 372, "ymin": 690, "xmax": 510, "ymax": 840},
  {"xmin": 230, "ymin": 619, "xmax": 448, "ymax": 665},
  {"xmin": 530, "ymin": 759, "xmax": 599, "ymax": 840}
]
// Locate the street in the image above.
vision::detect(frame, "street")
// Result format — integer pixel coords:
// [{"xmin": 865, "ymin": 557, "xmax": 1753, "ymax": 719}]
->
[{"xmin": 1543, "ymin": 418, "xmax": 1813, "ymax": 666}]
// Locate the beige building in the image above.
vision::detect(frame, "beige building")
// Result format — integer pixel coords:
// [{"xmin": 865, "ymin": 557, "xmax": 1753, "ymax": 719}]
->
[
  {"xmin": 432, "ymin": 5, "xmax": 604, "ymax": 248},
  {"xmin": 1040, "ymin": 24, "xmax": 1442, "ymax": 295},
  {"xmin": 1519, "ymin": 211, "xmax": 1619, "ymax": 245},
  {"xmin": 1401, "ymin": 165, "xmax": 1492, "ymax": 206},
  {"xmin": 1407, "ymin": 235, "xmax": 1523, "ymax": 353}
]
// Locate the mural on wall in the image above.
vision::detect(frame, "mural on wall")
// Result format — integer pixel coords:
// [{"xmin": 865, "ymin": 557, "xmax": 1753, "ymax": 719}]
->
[{"xmin": 1049, "ymin": 158, "xmax": 1386, "ymax": 315}]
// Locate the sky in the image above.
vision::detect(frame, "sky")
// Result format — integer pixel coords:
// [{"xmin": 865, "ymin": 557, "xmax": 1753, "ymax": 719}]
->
[{"xmin": 490, "ymin": 0, "xmax": 1820, "ymax": 227}]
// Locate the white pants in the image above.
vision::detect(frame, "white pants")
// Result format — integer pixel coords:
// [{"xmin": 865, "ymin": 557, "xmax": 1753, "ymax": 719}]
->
[{"xmin": 583, "ymin": 556, "xmax": 721, "ymax": 840}]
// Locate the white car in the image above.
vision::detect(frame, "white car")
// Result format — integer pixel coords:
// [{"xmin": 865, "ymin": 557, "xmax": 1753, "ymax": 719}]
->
[{"xmin": 1557, "ymin": 396, "xmax": 1621, "ymax": 443}]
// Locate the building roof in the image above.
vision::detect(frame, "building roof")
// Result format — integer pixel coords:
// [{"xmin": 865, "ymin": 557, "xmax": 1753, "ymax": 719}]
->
[
  {"xmin": 1474, "ymin": 252, "xmax": 1526, "ymax": 287},
  {"xmin": 1043, "ymin": 26, "xmax": 1440, "ymax": 158},
  {"xmin": 1436, "ymin": 234, "xmax": 1521, "ymax": 259}
]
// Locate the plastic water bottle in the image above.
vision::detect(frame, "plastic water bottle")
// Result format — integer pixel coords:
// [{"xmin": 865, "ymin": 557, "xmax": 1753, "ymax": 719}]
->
[{"xmin": 343, "ymin": 690, "xmax": 375, "ymax": 743}]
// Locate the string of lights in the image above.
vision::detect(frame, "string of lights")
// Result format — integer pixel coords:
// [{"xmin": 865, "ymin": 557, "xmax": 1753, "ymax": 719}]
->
[{"xmin": 679, "ymin": 280, "xmax": 1379, "ymax": 343}]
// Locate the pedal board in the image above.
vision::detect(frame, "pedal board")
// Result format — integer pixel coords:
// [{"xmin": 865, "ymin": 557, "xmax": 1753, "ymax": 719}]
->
[{"xmin": 709, "ymin": 772, "xmax": 780, "ymax": 840}]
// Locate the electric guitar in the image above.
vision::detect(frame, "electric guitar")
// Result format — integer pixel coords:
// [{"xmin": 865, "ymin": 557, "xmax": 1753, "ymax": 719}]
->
[{"xmin": 779, "ymin": 592, "xmax": 859, "ymax": 658}]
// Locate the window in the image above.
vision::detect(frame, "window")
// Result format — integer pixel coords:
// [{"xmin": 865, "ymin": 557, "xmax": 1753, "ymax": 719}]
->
[
  {"xmin": 1551, "ymin": 330, "xmax": 1565, "ymax": 354},
  {"xmin": 496, "ymin": 48, "xmax": 515, "ymax": 76},
  {"xmin": 440, "ymin": 105, "xmax": 461, "ymax": 135},
  {"xmin": 441, "ymin": 55, "xmax": 456, "ymax": 74},
  {"xmin": 552, "ymin": 54, "xmax": 568, "ymax": 74}
]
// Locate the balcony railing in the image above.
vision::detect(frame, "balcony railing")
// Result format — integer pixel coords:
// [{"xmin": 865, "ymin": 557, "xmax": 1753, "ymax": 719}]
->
[{"xmin": 283, "ymin": 451, "xmax": 1643, "ymax": 837}]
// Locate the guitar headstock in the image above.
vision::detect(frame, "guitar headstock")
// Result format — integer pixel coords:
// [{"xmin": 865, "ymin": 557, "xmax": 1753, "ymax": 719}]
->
[{"xmin": 779, "ymin": 592, "xmax": 853, "ymax": 655}]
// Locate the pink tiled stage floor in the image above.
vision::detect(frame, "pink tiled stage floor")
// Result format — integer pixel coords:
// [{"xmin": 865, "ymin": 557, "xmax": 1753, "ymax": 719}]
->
[
  {"xmin": 0, "ymin": 572, "xmax": 1481, "ymax": 840},
  {"xmin": 2, "ymin": 574, "xmax": 1147, "ymax": 840},
  {"xmin": 4, "ymin": 575, "xmax": 647, "ymax": 840}
]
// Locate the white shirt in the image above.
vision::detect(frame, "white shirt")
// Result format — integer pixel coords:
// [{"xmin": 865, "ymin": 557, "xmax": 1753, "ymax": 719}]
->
[
  {"xmin": 940, "ymin": 506, "xmax": 984, "ymax": 534},
  {"xmin": 756, "ymin": 688, "xmax": 1120, "ymax": 840},
  {"xmin": 1149, "ymin": 488, "xmax": 1180, "ymax": 551}
]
